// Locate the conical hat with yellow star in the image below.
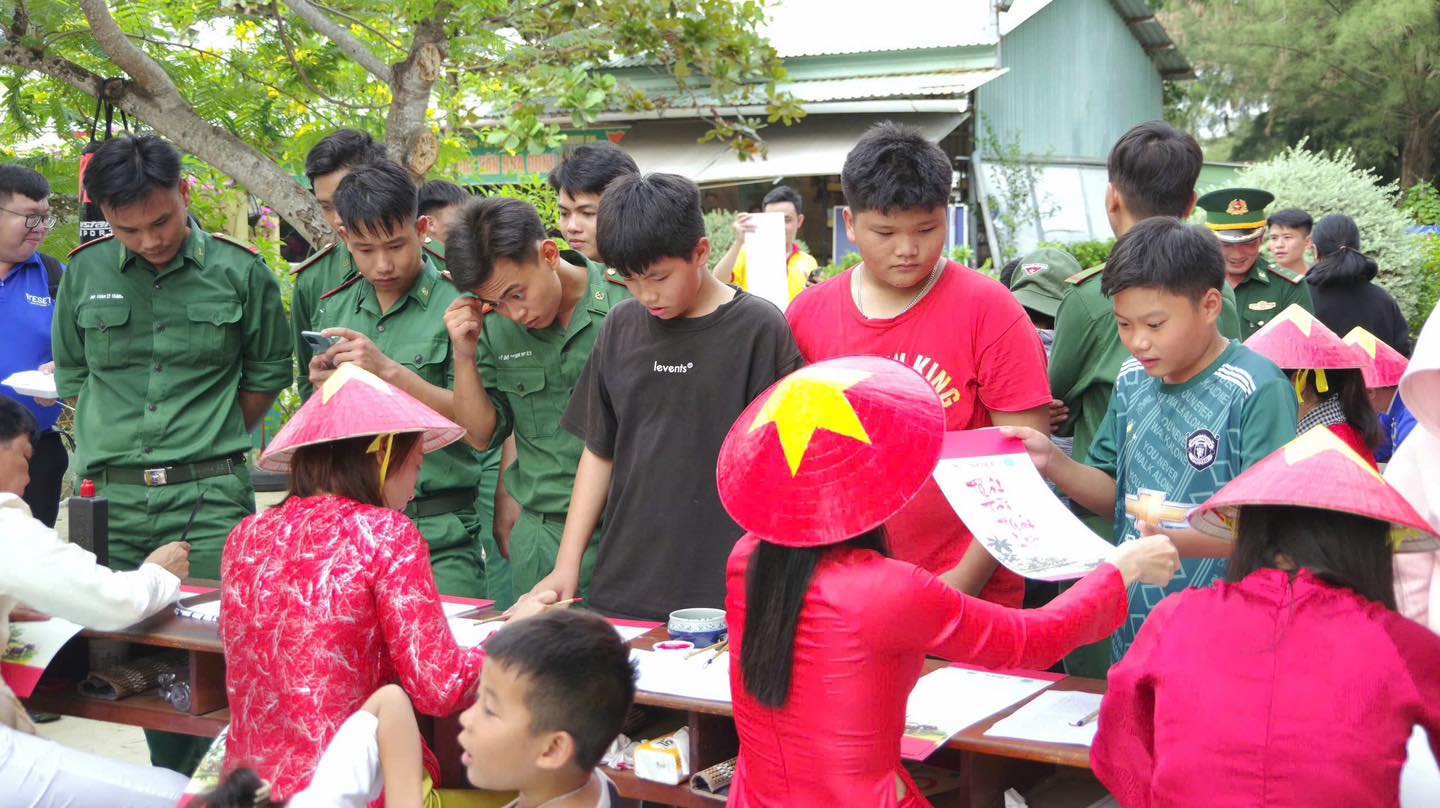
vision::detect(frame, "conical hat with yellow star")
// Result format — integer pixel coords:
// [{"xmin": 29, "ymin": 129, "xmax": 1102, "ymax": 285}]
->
[
  {"xmin": 1243, "ymin": 304, "xmax": 1364, "ymax": 370},
  {"xmin": 1342, "ymin": 327, "xmax": 1409, "ymax": 388},
  {"xmin": 716, "ymin": 356, "xmax": 944, "ymax": 548},
  {"xmin": 1188, "ymin": 427, "xmax": 1439, "ymax": 552},
  {"xmin": 257, "ymin": 363, "xmax": 465, "ymax": 473}
]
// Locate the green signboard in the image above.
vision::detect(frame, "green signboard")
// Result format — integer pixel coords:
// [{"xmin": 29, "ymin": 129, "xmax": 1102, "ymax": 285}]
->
[{"xmin": 453, "ymin": 128, "xmax": 630, "ymax": 184}]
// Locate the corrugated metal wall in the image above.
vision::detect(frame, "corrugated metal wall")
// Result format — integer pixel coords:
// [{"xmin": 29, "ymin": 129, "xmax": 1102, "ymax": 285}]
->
[{"xmin": 977, "ymin": 0, "xmax": 1163, "ymax": 161}]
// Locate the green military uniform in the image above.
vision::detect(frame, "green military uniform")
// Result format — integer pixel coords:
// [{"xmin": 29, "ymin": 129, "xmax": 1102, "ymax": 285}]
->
[
  {"xmin": 1230, "ymin": 256, "xmax": 1313, "ymax": 339},
  {"xmin": 309, "ymin": 258, "xmax": 491, "ymax": 597},
  {"xmin": 1197, "ymin": 187, "xmax": 1314, "ymax": 339},
  {"xmin": 420, "ymin": 236, "xmax": 506, "ymax": 603},
  {"xmin": 1047, "ymin": 262, "xmax": 1243, "ymax": 680},
  {"xmin": 476, "ymin": 251, "xmax": 631, "ymax": 603},
  {"xmin": 53, "ymin": 224, "xmax": 292, "ymax": 773},
  {"xmin": 291, "ymin": 242, "xmax": 358, "ymax": 400}
]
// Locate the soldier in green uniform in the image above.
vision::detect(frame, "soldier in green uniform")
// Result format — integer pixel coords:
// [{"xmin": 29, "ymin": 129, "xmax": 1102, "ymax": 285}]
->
[
  {"xmin": 306, "ymin": 160, "xmax": 489, "ymax": 597},
  {"xmin": 444, "ymin": 196, "xmax": 633, "ymax": 604},
  {"xmin": 412, "ymin": 177, "xmax": 508, "ymax": 603},
  {"xmin": 1047, "ymin": 122, "xmax": 1242, "ymax": 679},
  {"xmin": 292, "ymin": 129, "xmax": 386, "ymax": 399},
  {"xmin": 52, "ymin": 134, "xmax": 291, "ymax": 772},
  {"xmin": 1197, "ymin": 187, "xmax": 1314, "ymax": 339}
]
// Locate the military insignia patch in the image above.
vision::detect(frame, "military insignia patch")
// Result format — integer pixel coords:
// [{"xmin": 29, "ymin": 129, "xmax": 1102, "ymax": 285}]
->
[
  {"xmin": 1227, "ymin": 199, "xmax": 1249, "ymax": 215},
  {"xmin": 1021, "ymin": 263, "xmax": 1047, "ymax": 275},
  {"xmin": 1248, "ymin": 300, "xmax": 1277, "ymax": 311}
]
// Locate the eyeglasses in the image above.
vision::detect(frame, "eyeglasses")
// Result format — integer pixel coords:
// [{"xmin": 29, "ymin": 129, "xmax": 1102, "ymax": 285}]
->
[{"xmin": 0, "ymin": 207, "xmax": 58, "ymax": 231}]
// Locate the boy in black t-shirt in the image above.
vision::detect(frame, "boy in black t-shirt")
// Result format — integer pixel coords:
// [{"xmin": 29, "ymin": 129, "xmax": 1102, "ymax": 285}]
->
[{"xmin": 527, "ymin": 173, "xmax": 802, "ymax": 620}]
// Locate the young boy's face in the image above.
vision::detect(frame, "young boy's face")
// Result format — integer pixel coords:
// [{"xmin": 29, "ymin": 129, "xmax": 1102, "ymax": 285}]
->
[
  {"xmin": 1268, "ymin": 225, "xmax": 1311, "ymax": 267},
  {"xmin": 1112, "ymin": 286, "xmax": 1223, "ymax": 383},
  {"xmin": 458, "ymin": 661, "xmax": 565, "ymax": 791},
  {"xmin": 102, "ymin": 183, "xmax": 193, "ymax": 269},
  {"xmin": 843, "ymin": 206, "xmax": 947, "ymax": 289},
  {"xmin": 558, "ymin": 190, "xmax": 603, "ymax": 262},
  {"xmin": 623, "ymin": 240, "xmax": 712, "ymax": 320},
  {"xmin": 472, "ymin": 241, "xmax": 566, "ymax": 330},
  {"xmin": 341, "ymin": 216, "xmax": 428, "ymax": 297}
]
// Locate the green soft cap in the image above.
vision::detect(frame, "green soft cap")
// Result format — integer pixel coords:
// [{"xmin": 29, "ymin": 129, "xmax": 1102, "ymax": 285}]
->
[{"xmin": 1008, "ymin": 247, "xmax": 1081, "ymax": 318}]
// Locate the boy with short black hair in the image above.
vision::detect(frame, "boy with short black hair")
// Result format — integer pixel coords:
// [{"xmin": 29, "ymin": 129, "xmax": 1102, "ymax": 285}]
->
[
  {"xmin": 785, "ymin": 121, "xmax": 1052, "ymax": 607},
  {"xmin": 713, "ymin": 184, "xmax": 819, "ymax": 301},
  {"xmin": 1267, "ymin": 207, "xmax": 1314, "ymax": 278},
  {"xmin": 417, "ymin": 179, "xmax": 469, "ymax": 263},
  {"xmin": 306, "ymin": 160, "xmax": 492, "ymax": 597},
  {"xmin": 1006, "ymin": 216, "xmax": 1297, "ymax": 662},
  {"xmin": 444, "ymin": 197, "xmax": 631, "ymax": 603},
  {"xmin": 293, "ymin": 129, "xmax": 389, "ymax": 398},
  {"xmin": 528, "ymin": 172, "xmax": 802, "ymax": 620},
  {"xmin": 548, "ymin": 143, "xmax": 639, "ymax": 265},
  {"xmin": 458, "ymin": 610, "xmax": 634, "ymax": 807}
]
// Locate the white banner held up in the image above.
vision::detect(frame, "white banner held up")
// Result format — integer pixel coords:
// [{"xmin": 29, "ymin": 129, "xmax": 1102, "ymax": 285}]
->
[
  {"xmin": 743, "ymin": 211, "xmax": 790, "ymax": 312},
  {"xmin": 932, "ymin": 429, "xmax": 1115, "ymax": 581}
]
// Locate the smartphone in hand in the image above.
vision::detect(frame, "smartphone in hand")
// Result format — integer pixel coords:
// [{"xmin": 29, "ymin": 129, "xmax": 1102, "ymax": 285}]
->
[{"xmin": 301, "ymin": 330, "xmax": 340, "ymax": 354}]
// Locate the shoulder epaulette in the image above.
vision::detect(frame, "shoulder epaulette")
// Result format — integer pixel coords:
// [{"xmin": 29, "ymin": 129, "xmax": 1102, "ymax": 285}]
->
[
  {"xmin": 212, "ymin": 232, "xmax": 260, "ymax": 255},
  {"xmin": 1065, "ymin": 264, "xmax": 1104, "ymax": 285},
  {"xmin": 290, "ymin": 242, "xmax": 337, "ymax": 277},
  {"xmin": 67, "ymin": 233, "xmax": 114, "ymax": 260},
  {"xmin": 603, "ymin": 266, "xmax": 628, "ymax": 287},
  {"xmin": 1270, "ymin": 265, "xmax": 1306, "ymax": 285},
  {"xmin": 318, "ymin": 273, "xmax": 363, "ymax": 301},
  {"xmin": 423, "ymin": 243, "xmax": 445, "ymax": 261}
]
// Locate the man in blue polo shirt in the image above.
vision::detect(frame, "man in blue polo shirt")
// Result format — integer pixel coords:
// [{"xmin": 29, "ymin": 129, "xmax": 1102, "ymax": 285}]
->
[{"xmin": 0, "ymin": 165, "xmax": 66, "ymax": 527}]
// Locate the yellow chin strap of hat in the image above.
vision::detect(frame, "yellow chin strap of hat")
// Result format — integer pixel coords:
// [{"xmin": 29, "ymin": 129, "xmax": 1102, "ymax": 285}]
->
[
  {"xmin": 366, "ymin": 433, "xmax": 397, "ymax": 488},
  {"xmin": 1293, "ymin": 368, "xmax": 1329, "ymax": 403}
]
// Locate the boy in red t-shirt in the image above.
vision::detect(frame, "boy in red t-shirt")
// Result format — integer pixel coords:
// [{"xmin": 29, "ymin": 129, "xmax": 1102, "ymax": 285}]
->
[{"xmin": 785, "ymin": 122, "xmax": 1052, "ymax": 606}]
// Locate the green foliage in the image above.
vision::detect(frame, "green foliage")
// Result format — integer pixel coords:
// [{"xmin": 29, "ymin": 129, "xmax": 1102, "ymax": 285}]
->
[
  {"xmin": 703, "ymin": 208, "xmax": 739, "ymax": 270},
  {"xmin": 1403, "ymin": 184, "xmax": 1440, "ymax": 227},
  {"xmin": 1416, "ymin": 236, "xmax": 1440, "ymax": 329},
  {"xmin": 1217, "ymin": 141, "xmax": 1430, "ymax": 326},
  {"xmin": 978, "ymin": 120, "xmax": 1054, "ymax": 263},
  {"xmin": 1040, "ymin": 239, "xmax": 1115, "ymax": 269},
  {"xmin": 1162, "ymin": 0, "xmax": 1440, "ymax": 186},
  {"xmin": 488, "ymin": 175, "xmax": 562, "ymax": 234}
]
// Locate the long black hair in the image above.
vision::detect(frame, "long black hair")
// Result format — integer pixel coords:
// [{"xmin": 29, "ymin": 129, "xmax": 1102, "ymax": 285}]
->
[
  {"xmin": 1228, "ymin": 504, "xmax": 1395, "ymax": 609},
  {"xmin": 194, "ymin": 768, "xmax": 283, "ymax": 807},
  {"xmin": 1307, "ymin": 213, "xmax": 1378, "ymax": 287},
  {"xmin": 1295, "ymin": 367, "xmax": 1383, "ymax": 451},
  {"xmin": 741, "ymin": 527, "xmax": 888, "ymax": 708}
]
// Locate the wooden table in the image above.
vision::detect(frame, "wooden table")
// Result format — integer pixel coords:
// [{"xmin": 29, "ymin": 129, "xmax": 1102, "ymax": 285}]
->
[{"xmin": 23, "ymin": 591, "xmax": 1105, "ymax": 807}]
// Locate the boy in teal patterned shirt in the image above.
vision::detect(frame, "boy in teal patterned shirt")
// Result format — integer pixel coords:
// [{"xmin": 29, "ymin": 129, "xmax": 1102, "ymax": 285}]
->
[{"xmin": 1007, "ymin": 217, "xmax": 1296, "ymax": 661}]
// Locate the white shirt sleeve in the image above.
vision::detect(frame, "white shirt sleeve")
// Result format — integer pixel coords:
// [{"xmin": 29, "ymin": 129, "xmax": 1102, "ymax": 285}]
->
[
  {"xmin": 0, "ymin": 495, "xmax": 180, "ymax": 630},
  {"xmin": 286, "ymin": 710, "xmax": 382, "ymax": 808}
]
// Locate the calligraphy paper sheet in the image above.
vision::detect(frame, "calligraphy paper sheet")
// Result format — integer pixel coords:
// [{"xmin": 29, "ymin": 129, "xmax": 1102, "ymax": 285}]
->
[
  {"xmin": 743, "ymin": 212, "xmax": 790, "ymax": 311},
  {"xmin": 932, "ymin": 429, "xmax": 1117, "ymax": 581},
  {"xmin": 901, "ymin": 665, "xmax": 1054, "ymax": 760},
  {"xmin": 2, "ymin": 616, "xmax": 84, "ymax": 697}
]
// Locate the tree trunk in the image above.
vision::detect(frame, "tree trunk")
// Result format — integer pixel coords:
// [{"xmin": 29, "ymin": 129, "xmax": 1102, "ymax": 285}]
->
[
  {"xmin": 384, "ymin": 7, "xmax": 449, "ymax": 180},
  {"xmin": 1400, "ymin": 112, "xmax": 1438, "ymax": 190}
]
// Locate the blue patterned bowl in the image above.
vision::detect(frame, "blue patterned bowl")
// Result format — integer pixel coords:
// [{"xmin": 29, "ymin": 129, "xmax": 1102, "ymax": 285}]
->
[{"xmin": 667, "ymin": 608, "xmax": 727, "ymax": 646}]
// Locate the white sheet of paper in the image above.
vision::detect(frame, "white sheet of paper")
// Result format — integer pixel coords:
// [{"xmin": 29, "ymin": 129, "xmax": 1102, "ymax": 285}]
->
[
  {"xmin": 984, "ymin": 689, "xmax": 1102, "ymax": 746},
  {"xmin": 902, "ymin": 666, "xmax": 1053, "ymax": 758},
  {"xmin": 176, "ymin": 599, "xmax": 222, "ymax": 621},
  {"xmin": 932, "ymin": 429, "xmax": 1117, "ymax": 581},
  {"xmin": 630, "ymin": 648, "xmax": 731, "ymax": 703},
  {"xmin": 743, "ymin": 212, "xmax": 790, "ymax": 312},
  {"xmin": 441, "ymin": 601, "xmax": 477, "ymax": 617},
  {"xmin": 1, "ymin": 369, "xmax": 57, "ymax": 399},
  {"xmin": 612, "ymin": 625, "xmax": 653, "ymax": 642},
  {"xmin": 449, "ymin": 618, "xmax": 504, "ymax": 648}
]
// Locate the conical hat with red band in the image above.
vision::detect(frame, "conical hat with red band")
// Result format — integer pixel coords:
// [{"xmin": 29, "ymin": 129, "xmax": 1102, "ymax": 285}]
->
[
  {"xmin": 258, "ymin": 363, "xmax": 465, "ymax": 473},
  {"xmin": 1342, "ymin": 327, "xmax": 1409, "ymax": 388},
  {"xmin": 1242, "ymin": 304, "xmax": 1364, "ymax": 370},
  {"xmin": 1189, "ymin": 427, "xmax": 1439, "ymax": 552},
  {"xmin": 716, "ymin": 356, "xmax": 944, "ymax": 548}
]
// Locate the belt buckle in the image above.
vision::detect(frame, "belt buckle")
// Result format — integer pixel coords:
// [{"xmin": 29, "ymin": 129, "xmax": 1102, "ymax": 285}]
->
[{"xmin": 143, "ymin": 467, "xmax": 169, "ymax": 486}]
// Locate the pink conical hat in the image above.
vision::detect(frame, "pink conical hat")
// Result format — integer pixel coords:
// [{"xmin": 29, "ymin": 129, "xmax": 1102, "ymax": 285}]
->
[
  {"xmin": 1342, "ymin": 327, "xmax": 1409, "ymax": 388},
  {"xmin": 1243, "ymin": 305, "xmax": 1363, "ymax": 370},
  {"xmin": 258, "ymin": 363, "xmax": 465, "ymax": 473}
]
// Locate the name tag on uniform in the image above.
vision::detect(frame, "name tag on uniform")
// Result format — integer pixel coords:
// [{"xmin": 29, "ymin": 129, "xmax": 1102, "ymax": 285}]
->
[{"xmin": 1248, "ymin": 301, "xmax": 1277, "ymax": 311}]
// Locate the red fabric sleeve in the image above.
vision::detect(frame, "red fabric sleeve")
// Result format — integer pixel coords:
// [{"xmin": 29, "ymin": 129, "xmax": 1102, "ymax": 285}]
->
[
  {"xmin": 864, "ymin": 560, "xmax": 1127, "ymax": 670},
  {"xmin": 1091, "ymin": 593, "xmax": 1183, "ymax": 808},
  {"xmin": 1379, "ymin": 610, "xmax": 1440, "ymax": 769},
  {"xmin": 975, "ymin": 300, "xmax": 1053, "ymax": 414},
  {"xmin": 370, "ymin": 515, "xmax": 484, "ymax": 716}
]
